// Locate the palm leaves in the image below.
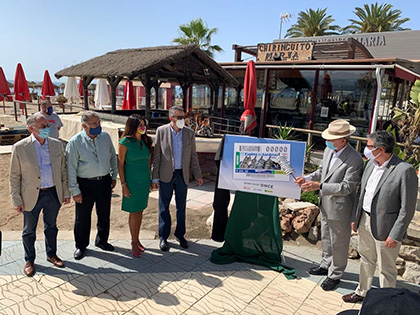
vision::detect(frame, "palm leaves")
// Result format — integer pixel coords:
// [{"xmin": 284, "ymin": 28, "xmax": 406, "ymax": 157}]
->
[
  {"xmin": 285, "ymin": 8, "xmax": 340, "ymax": 38},
  {"xmin": 172, "ymin": 18, "xmax": 223, "ymax": 58},
  {"xmin": 344, "ymin": 2, "xmax": 410, "ymax": 33}
]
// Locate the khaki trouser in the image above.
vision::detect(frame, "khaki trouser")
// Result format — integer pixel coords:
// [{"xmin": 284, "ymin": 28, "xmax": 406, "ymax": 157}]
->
[{"xmin": 355, "ymin": 212, "xmax": 401, "ymax": 297}]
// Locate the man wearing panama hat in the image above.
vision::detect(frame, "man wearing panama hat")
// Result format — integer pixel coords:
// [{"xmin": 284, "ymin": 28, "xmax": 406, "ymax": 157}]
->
[{"xmin": 294, "ymin": 119, "xmax": 363, "ymax": 291}]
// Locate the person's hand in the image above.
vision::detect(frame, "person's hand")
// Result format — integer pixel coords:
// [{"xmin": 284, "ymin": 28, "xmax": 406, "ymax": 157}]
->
[
  {"xmin": 63, "ymin": 198, "xmax": 71, "ymax": 205},
  {"xmin": 14, "ymin": 204, "xmax": 24, "ymax": 213},
  {"xmin": 351, "ymin": 222, "xmax": 357, "ymax": 233},
  {"xmin": 196, "ymin": 178, "xmax": 203, "ymax": 186},
  {"xmin": 122, "ymin": 184, "xmax": 131, "ymax": 198},
  {"xmin": 73, "ymin": 194, "xmax": 83, "ymax": 204},
  {"xmin": 151, "ymin": 182, "xmax": 159, "ymax": 190},
  {"xmin": 385, "ymin": 236, "xmax": 398, "ymax": 248},
  {"xmin": 111, "ymin": 179, "xmax": 117, "ymax": 189},
  {"xmin": 300, "ymin": 181, "xmax": 321, "ymax": 192},
  {"xmin": 294, "ymin": 177, "xmax": 306, "ymax": 186}
]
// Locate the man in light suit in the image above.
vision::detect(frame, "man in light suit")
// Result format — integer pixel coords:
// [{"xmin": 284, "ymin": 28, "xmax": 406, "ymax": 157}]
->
[
  {"xmin": 9, "ymin": 113, "xmax": 70, "ymax": 277},
  {"xmin": 294, "ymin": 119, "xmax": 363, "ymax": 291},
  {"xmin": 152, "ymin": 106, "xmax": 203, "ymax": 251},
  {"xmin": 343, "ymin": 131, "xmax": 418, "ymax": 303}
]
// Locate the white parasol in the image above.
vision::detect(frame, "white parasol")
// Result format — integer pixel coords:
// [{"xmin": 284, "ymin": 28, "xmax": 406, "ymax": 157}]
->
[
  {"xmin": 63, "ymin": 77, "xmax": 81, "ymax": 104},
  {"xmin": 94, "ymin": 79, "xmax": 110, "ymax": 109}
]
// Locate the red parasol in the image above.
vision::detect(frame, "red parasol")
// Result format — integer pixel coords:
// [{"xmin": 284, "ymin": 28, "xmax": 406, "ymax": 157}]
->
[
  {"xmin": 122, "ymin": 81, "xmax": 136, "ymax": 110},
  {"xmin": 0, "ymin": 67, "xmax": 12, "ymax": 113},
  {"xmin": 41, "ymin": 70, "xmax": 56, "ymax": 100},
  {"xmin": 14, "ymin": 63, "xmax": 30, "ymax": 114},
  {"xmin": 240, "ymin": 60, "xmax": 257, "ymax": 134},
  {"xmin": 79, "ymin": 79, "xmax": 88, "ymax": 97}
]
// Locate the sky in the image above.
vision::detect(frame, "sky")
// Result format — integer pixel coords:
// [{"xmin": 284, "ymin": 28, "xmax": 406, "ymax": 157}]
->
[{"xmin": 1, "ymin": 0, "xmax": 419, "ymax": 82}]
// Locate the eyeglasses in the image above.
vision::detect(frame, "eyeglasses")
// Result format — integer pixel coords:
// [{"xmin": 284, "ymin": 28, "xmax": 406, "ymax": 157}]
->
[
  {"xmin": 366, "ymin": 145, "xmax": 378, "ymax": 150},
  {"xmin": 172, "ymin": 116, "xmax": 185, "ymax": 120},
  {"xmin": 38, "ymin": 123, "xmax": 50, "ymax": 129}
]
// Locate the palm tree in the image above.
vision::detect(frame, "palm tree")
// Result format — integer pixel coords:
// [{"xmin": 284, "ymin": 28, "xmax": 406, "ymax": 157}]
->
[
  {"xmin": 285, "ymin": 8, "xmax": 340, "ymax": 38},
  {"xmin": 173, "ymin": 18, "xmax": 223, "ymax": 58},
  {"xmin": 344, "ymin": 2, "xmax": 410, "ymax": 33}
]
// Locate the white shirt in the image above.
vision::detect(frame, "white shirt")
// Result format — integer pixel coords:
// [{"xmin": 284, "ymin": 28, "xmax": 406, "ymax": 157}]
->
[
  {"xmin": 362, "ymin": 155, "xmax": 393, "ymax": 213},
  {"xmin": 305, "ymin": 144, "xmax": 347, "ymax": 181},
  {"xmin": 31, "ymin": 134, "xmax": 55, "ymax": 188}
]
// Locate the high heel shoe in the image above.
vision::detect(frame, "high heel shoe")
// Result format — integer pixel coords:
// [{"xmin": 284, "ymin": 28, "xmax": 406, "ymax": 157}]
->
[
  {"xmin": 131, "ymin": 242, "xmax": 142, "ymax": 258},
  {"xmin": 138, "ymin": 242, "xmax": 145, "ymax": 252}
]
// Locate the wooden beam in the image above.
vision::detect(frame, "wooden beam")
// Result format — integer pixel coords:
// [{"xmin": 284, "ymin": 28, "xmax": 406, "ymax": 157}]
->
[
  {"xmin": 82, "ymin": 76, "xmax": 94, "ymax": 110},
  {"xmin": 107, "ymin": 76, "xmax": 123, "ymax": 114}
]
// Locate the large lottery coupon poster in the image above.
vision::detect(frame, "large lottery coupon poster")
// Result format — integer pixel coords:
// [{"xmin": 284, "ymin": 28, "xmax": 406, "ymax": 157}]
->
[{"xmin": 218, "ymin": 135, "xmax": 306, "ymax": 199}]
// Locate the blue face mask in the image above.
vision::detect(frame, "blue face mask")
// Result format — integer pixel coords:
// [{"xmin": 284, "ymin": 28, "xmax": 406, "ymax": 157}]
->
[
  {"xmin": 46, "ymin": 107, "xmax": 53, "ymax": 115},
  {"xmin": 89, "ymin": 126, "xmax": 102, "ymax": 136},
  {"xmin": 325, "ymin": 141, "xmax": 337, "ymax": 151},
  {"xmin": 38, "ymin": 127, "xmax": 50, "ymax": 139}
]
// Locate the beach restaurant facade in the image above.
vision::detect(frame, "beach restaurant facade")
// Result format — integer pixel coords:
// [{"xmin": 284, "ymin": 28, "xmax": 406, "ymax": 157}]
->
[{"xmin": 215, "ymin": 30, "xmax": 420, "ymax": 137}]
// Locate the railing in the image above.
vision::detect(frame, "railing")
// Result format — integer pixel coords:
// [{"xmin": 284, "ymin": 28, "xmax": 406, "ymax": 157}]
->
[
  {"xmin": 13, "ymin": 101, "xmax": 84, "ymax": 121},
  {"xmin": 209, "ymin": 116, "xmax": 242, "ymax": 135}
]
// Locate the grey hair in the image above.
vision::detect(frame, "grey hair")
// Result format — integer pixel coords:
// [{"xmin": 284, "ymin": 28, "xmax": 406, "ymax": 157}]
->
[
  {"xmin": 40, "ymin": 100, "xmax": 52, "ymax": 107},
  {"xmin": 169, "ymin": 106, "xmax": 184, "ymax": 117},
  {"xmin": 367, "ymin": 131, "xmax": 395, "ymax": 153},
  {"xmin": 26, "ymin": 113, "xmax": 45, "ymax": 127},
  {"xmin": 81, "ymin": 111, "xmax": 100, "ymax": 123}
]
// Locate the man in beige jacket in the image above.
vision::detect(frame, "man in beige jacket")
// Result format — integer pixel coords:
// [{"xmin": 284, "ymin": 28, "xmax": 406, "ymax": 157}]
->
[{"xmin": 9, "ymin": 113, "xmax": 70, "ymax": 277}]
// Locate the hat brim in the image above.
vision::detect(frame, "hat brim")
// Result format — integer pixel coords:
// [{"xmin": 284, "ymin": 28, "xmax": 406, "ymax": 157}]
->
[{"xmin": 322, "ymin": 125, "xmax": 356, "ymax": 140}]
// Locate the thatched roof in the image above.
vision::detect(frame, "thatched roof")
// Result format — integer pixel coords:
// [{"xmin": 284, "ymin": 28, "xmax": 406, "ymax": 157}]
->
[{"xmin": 55, "ymin": 44, "xmax": 238, "ymax": 86}]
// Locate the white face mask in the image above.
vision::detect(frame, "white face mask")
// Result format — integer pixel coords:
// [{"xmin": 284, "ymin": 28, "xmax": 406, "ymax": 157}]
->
[
  {"xmin": 364, "ymin": 146, "xmax": 381, "ymax": 160},
  {"xmin": 175, "ymin": 119, "xmax": 185, "ymax": 129}
]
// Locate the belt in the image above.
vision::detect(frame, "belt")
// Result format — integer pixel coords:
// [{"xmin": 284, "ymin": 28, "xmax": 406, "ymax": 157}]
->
[
  {"xmin": 40, "ymin": 186, "xmax": 55, "ymax": 191},
  {"xmin": 87, "ymin": 176, "xmax": 105, "ymax": 180},
  {"xmin": 174, "ymin": 169, "xmax": 182, "ymax": 172}
]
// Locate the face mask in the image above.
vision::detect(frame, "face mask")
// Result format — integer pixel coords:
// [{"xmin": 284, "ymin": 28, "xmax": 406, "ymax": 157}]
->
[
  {"xmin": 364, "ymin": 146, "xmax": 381, "ymax": 160},
  {"xmin": 89, "ymin": 126, "xmax": 102, "ymax": 136},
  {"xmin": 46, "ymin": 107, "xmax": 53, "ymax": 115},
  {"xmin": 38, "ymin": 127, "xmax": 50, "ymax": 139},
  {"xmin": 325, "ymin": 141, "xmax": 337, "ymax": 151},
  {"xmin": 176, "ymin": 119, "xmax": 185, "ymax": 129},
  {"xmin": 137, "ymin": 126, "xmax": 146, "ymax": 134}
]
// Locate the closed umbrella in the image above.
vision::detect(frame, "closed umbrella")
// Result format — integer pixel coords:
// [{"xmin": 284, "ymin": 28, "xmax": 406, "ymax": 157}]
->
[
  {"xmin": 94, "ymin": 79, "xmax": 110, "ymax": 109},
  {"xmin": 122, "ymin": 81, "xmax": 136, "ymax": 110},
  {"xmin": 64, "ymin": 77, "xmax": 81, "ymax": 104},
  {"xmin": 240, "ymin": 60, "xmax": 257, "ymax": 134},
  {"xmin": 14, "ymin": 63, "xmax": 30, "ymax": 115},
  {"xmin": 0, "ymin": 67, "xmax": 12, "ymax": 113},
  {"xmin": 78, "ymin": 79, "xmax": 88, "ymax": 97},
  {"xmin": 41, "ymin": 70, "xmax": 56, "ymax": 100}
]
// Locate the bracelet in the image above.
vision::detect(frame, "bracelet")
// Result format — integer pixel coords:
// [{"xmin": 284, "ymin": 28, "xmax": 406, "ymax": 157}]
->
[{"xmin": 121, "ymin": 182, "xmax": 126, "ymax": 185}]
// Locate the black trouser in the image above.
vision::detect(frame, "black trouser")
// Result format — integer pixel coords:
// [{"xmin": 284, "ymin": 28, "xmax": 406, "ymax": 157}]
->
[
  {"xmin": 74, "ymin": 175, "xmax": 112, "ymax": 250},
  {"xmin": 211, "ymin": 160, "xmax": 230, "ymax": 242}
]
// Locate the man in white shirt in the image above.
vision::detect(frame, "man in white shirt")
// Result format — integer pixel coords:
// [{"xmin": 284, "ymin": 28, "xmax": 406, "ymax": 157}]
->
[
  {"xmin": 294, "ymin": 119, "xmax": 363, "ymax": 291},
  {"xmin": 343, "ymin": 131, "xmax": 418, "ymax": 303},
  {"xmin": 38, "ymin": 100, "xmax": 63, "ymax": 139}
]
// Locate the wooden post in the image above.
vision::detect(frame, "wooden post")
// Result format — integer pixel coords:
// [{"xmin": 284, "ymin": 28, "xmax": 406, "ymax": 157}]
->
[
  {"xmin": 107, "ymin": 76, "xmax": 123, "ymax": 114},
  {"xmin": 82, "ymin": 76, "xmax": 94, "ymax": 110},
  {"xmin": 13, "ymin": 101, "xmax": 17, "ymax": 121},
  {"xmin": 309, "ymin": 69, "xmax": 320, "ymax": 130}
]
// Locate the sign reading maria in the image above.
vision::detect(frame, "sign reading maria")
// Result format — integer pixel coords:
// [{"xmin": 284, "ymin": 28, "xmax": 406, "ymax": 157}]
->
[{"xmin": 257, "ymin": 42, "xmax": 314, "ymax": 62}]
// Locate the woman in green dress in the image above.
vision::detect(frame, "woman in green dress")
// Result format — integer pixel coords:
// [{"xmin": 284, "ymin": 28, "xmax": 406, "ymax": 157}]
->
[{"xmin": 118, "ymin": 115, "xmax": 152, "ymax": 258}]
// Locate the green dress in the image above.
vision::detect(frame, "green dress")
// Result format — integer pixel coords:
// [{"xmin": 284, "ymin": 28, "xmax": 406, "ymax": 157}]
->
[{"xmin": 120, "ymin": 137, "xmax": 151, "ymax": 213}]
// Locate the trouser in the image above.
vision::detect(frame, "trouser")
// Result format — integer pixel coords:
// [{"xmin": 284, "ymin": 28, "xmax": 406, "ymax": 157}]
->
[
  {"xmin": 355, "ymin": 212, "xmax": 401, "ymax": 297},
  {"xmin": 211, "ymin": 160, "xmax": 230, "ymax": 242},
  {"xmin": 74, "ymin": 175, "xmax": 112, "ymax": 250},
  {"xmin": 158, "ymin": 170, "xmax": 187, "ymax": 240},
  {"xmin": 22, "ymin": 187, "xmax": 61, "ymax": 262},
  {"xmin": 319, "ymin": 212, "xmax": 351, "ymax": 280}
]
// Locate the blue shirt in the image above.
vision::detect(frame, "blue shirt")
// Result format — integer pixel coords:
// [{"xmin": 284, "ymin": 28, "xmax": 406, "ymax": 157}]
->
[
  {"xmin": 31, "ymin": 134, "xmax": 55, "ymax": 188},
  {"xmin": 170, "ymin": 125, "xmax": 183, "ymax": 169},
  {"xmin": 66, "ymin": 130, "xmax": 118, "ymax": 196}
]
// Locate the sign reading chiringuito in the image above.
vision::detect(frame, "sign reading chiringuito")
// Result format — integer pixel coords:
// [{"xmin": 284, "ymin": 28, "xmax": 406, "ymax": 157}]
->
[{"xmin": 257, "ymin": 42, "xmax": 314, "ymax": 62}]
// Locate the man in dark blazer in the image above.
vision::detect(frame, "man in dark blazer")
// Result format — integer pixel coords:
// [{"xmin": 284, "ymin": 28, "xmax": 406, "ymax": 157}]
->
[
  {"xmin": 152, "ymin": 106, "xmax": 203, "ymax": 251},
  {"xmin": 294, "ymin": 119, "xmax": 363, "ymax": 291},
  {"xmin": 343, "ymin": 131, "xmax": 418, "ymax": 303}
]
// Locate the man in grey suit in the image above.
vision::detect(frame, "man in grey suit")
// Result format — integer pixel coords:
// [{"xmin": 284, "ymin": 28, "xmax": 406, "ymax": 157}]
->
[
  {"xmin": 152, "ymin": 106, "xmax": 203, "ymax": 251},
  {"xmin": 343, "ymin": 131, "xmax": 418, "ymax": 303},
  {"xmin": 294, "ymin": 119, "xmax": 363, "ymax": 291}
]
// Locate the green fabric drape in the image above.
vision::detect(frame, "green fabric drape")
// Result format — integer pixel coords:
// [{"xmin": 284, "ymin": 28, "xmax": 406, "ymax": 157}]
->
[{"xmin": 210, "ymin": 191, "xmax": 296, "ymax": 279}]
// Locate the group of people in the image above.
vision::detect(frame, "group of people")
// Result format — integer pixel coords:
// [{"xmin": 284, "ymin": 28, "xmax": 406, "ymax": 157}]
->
[
  {"xmin": 294, "ymin": 119, "xmax": 418, "ymax": 303},
  {"xmin": 9, "ymin": 105, "xmax": 202, "ymax": 277}
]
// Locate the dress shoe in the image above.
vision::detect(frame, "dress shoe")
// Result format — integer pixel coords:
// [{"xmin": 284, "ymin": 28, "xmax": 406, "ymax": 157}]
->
[
  {"xmin": 307, "ymin": 265, "xmax": 328, "ymax": 276},
  {"xmin": 176, "ymin": 237, "xmax": 188, "ymax": 249},
  {"xmin": 96, "ymin": 243, "xmax": 114, "ymax": 251},
  {"xmin": 24, "ymin": 261, "xmax": 35, "ymax": 277},
  {"xmin": 74, "ymin": 248, "xmax": 85, "ymax": 260},
  {"xmin": 342, "ymin": 292, "xmax": 365, "ymax": 303},
  {"xmin": 159, "ymin": 239, "xmax": 169, "ymax": 251},
  {"xmin": 321, "ymin": 277, "xmax": 340, "ymax": 291},
  {"xmin": 47, "ymin": 256, "xmax": 65, "ymax": 268}
]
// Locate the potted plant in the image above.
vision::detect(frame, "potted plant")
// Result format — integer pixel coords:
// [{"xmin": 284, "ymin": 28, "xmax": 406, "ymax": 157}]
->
[{"xmin": 56, "ymin": 95, "xmax": 68, "ymax": 109}]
